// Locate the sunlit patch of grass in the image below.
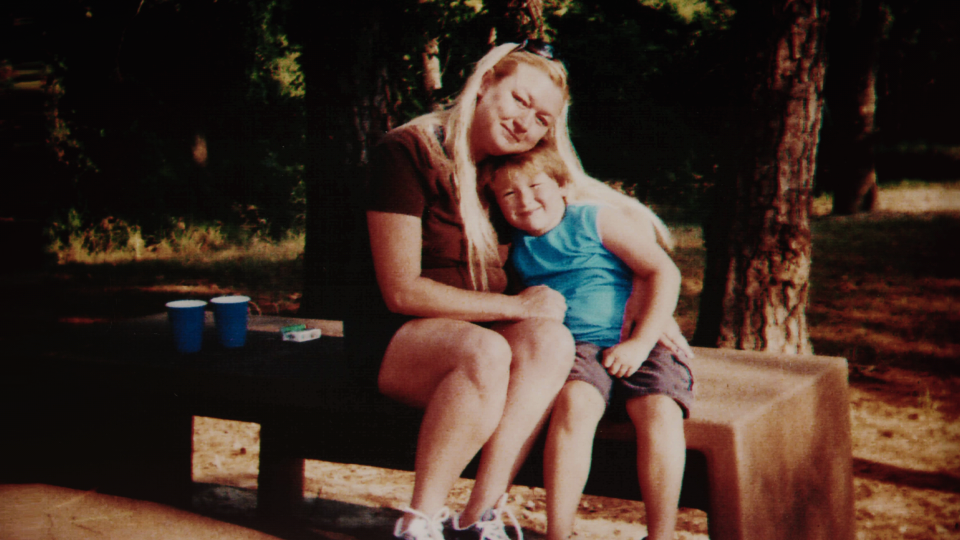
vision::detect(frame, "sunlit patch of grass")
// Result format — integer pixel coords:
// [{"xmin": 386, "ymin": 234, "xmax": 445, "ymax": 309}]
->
[
  {"xmin": 44, "ymin": 186, "xmax": 960, "ymax": 379},
  {"xmin": 669, "ymin": 225, "xmax": 703, "ymax": 249},
  {"xmin": 876, "ymin": 180, "xmax": 960, "ymax": 214},
  {"xmin": 47, "ymin": 213, "xmax": 305, "ymax": 267},
  {"xmin": 41, "ymin": 213, "xmax": 307, "ymax": 317},
  {"xmin": 882, "ymin": 178, "xmax": 960, "ymax": 190},
  {"xmin": 812, "ymin": 191, "xmax": 834, "ymax": 217},
  {"xmin": 667, "ymin": 224, "xmax": 705, "ymax": 337}
]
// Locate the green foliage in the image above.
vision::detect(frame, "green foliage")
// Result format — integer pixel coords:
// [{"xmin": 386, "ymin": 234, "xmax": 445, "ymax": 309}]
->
[
  {"xmin": 552, "ymin": 1, "xmax": 733, "ymax": 222},
  {"xmin": 248, "ymin": 0, "xmax": 305, "ymax": 101},
  {"xmin": 19, "ymin": 0, "xmax": 958, "ymax": 236},
  {"xmin": 289, "ymin": 177, "xmax": 307, "ymax": 233},
  {"xmin": 23, "ymin": 0, "xmax": 308, "ymax": 236},
  {"xmin": 46, "ymin": 209, "xmax": 145, "ymax": 264},
  {"xmin": 876, "ymin": 1, "xmax": 960, "ymax": 144},
  {"xmin": 0, "ymin": 60, "xmax": 13, "ymax": 92},
  {"xmin": 46, "ymin": 207, "xmax": 305, "ymax": 265},
  {"xmin": 387, "ymin": 0, "xmax": 490, "ymax": 122},
  {"xmin": 44, "ymin": 60, "xmax": 99, "ymax": 182}
]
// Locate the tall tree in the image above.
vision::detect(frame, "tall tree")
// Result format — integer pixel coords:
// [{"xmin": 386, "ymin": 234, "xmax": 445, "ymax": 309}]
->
[
  {"xmin": 693, "ymin": 0, "xmax": 828, "ymax": 353},
  {"xmin": 486, "ymin": 0, "xmax": 546, "ymax": 42},
  {"xmin": 816, "ymin": 0, "xmax": 884, "ymax": 214},
  {"xmin": 295, "ymin": 0, "xmax": 547, "ymax": 318},
  {"xmin": 294, "ymin": 1, "xmax": 405, "ymax": 319}
]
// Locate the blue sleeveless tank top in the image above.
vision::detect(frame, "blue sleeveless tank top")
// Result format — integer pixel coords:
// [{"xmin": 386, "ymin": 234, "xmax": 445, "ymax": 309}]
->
[{"xmin": 509, "ymin": 203, "xmax": 632, "ymax": 347}]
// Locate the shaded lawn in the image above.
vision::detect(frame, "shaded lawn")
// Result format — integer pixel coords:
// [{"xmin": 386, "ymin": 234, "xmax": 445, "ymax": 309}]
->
[
  {"xmin": 3, "ymin": 200, "xmax": 958, "ymax": 540},
  {"xmin": 668, "ymin": 213, "xmax": 960, "ymax": 377},
  {"xmin": 808, "ymin": 214, "xmax": 960, "ymax": 375},
  {"xmin": 5, "ymin": 209, "xmax": 959, "ymax": 383}
]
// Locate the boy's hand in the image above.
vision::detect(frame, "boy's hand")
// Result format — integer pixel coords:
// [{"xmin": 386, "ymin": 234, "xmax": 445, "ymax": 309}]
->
[{"xmin": 602, "ymin": 340, "xmax": 654, "ymax": 379}]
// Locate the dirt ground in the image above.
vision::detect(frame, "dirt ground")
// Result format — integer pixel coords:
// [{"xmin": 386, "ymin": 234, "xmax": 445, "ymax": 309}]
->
[
  {"xmin": 189, "ymin": 367, "xmax": 959, "ymax": 540},
  {"xmin": 6, "ymin": 184, "xmax": 958, "ymax": 540},
  {"xmin": 189, "ymin": 187, "xmax": 959, "ymax": 540}
]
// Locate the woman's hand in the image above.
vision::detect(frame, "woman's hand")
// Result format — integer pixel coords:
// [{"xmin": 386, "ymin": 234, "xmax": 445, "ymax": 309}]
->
[
  {"xmin": 369, "ymin": 211, "xmax": 567, "ymax": 323},
  {"xmin": 657, "ymin": 317, "xmax": 695, "ymax": 359},
  {"xmin": 620, "ymin": 281, "xmax": 694, "ymax": 359},
  {"xmin": 516, "ymin": 285, "xmax": 567, "ymax": 321}
]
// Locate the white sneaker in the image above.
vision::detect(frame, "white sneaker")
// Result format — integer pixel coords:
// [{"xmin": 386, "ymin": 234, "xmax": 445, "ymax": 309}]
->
[
  {"xmin": 394, "ymin": 506, "xmax": 451, "ymax": 540},
  {"xmin": 450, "ymin": 494, "xmax": 523, "ymax": 540}
]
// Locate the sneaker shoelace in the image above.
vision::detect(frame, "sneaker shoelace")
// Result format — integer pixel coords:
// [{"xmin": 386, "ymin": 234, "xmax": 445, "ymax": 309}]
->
[
  {"xmin": 395, "ymin": 506, "xmax": 451, "ymax": 540},
  {"xmin": 471, "ymin": 494, "xmax": 523, "ymax": 540}
]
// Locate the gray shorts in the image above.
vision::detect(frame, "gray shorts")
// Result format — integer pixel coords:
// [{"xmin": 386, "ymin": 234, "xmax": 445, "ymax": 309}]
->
[{"xmin": 569, "ymin": 341, "xmax": 695, "ymax": 419}]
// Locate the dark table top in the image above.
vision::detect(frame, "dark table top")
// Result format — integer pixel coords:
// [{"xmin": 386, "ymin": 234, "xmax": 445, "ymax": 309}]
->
[{"xmin": 5, "ymin": 314, "xmax": 391, "ymax": 418}]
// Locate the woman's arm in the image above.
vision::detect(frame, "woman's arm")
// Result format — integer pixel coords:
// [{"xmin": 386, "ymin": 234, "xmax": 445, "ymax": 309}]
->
[
  {"xmin": 368, "ymin": 210, "xmax": 567, "ymax": 322},
  {"xmin": 597, "ymin": 206, "xmax": 684, "ymax": 377}
]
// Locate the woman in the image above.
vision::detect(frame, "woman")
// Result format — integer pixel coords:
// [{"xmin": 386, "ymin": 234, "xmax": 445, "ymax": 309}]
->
[{"xmin": 345, "ymin": 41, "xmax": 689, "ymax": 540}]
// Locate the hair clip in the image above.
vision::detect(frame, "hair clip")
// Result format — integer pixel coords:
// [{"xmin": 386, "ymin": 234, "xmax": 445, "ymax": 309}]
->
[{"xmin": 514, "ymin": 39, "xmax": 562, "ymax": 62}]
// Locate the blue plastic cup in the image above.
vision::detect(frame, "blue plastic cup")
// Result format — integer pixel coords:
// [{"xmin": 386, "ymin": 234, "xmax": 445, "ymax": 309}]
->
[
  {"xmin": 166, "ymin": 299, "xmax": 207, "ymax": 353},
  {"xmin": 211, "ymin": 295, "xmax": 250, "ymax": 348}
]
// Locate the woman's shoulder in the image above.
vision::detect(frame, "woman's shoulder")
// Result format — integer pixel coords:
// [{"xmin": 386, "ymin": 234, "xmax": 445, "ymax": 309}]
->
[
  {"xmin": 381, "ymin": 121, "xmax": 444, "ymax": 153},
  {"xmin": 377, "ymin": 121, "xmax": 449, "ymax": 170}
]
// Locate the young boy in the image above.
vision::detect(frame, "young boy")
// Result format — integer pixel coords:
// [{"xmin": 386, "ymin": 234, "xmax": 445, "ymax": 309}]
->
[{"xmin": 479, "ymin": 144, "xmax": 694, "ymax": 540}]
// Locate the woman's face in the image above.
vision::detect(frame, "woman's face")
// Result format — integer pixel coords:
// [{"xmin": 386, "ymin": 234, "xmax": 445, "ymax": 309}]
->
[{"xmin": 471, "ymin": 63, "xmax": 565, "ymax": 161}]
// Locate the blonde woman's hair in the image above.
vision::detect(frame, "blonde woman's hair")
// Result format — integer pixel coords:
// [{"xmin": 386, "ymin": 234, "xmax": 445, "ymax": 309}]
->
[
  {"xmin": 405, "ymin": 42, "xmax": 671, "ymax": 290},
  {"xmin": 478, "ymin": 141, "xmax": 574, "ymax": 195}
]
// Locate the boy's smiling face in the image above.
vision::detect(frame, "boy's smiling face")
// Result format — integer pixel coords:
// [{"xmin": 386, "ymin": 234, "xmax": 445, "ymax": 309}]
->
[{"xmin": 492, "ymin": 171, "xmax": 568, "ymax": 237}]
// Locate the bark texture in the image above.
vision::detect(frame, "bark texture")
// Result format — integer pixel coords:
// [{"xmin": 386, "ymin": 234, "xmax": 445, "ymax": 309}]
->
[{"xmin": 694, "ymin": 0, "xmax": 827, "ymax": 354}]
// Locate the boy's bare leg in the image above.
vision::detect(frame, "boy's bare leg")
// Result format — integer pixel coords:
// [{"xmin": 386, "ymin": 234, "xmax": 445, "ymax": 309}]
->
[
  {"xmin": 626, "ymin": 394, "xmax": 685, "ymax": 540},
  {"xmin": 544, "ymin": 381, "xmax": 606, "ymax": 540}
]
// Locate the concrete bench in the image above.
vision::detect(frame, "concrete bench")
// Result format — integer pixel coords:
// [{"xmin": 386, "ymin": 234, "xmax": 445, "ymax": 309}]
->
[{"xmin": 2, "ymin": 314, "xmax": 854, "ymax": 540}]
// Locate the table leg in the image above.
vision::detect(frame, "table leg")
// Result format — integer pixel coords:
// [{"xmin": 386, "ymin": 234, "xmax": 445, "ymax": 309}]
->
[{"xmin": 257, "ymin": 420, "xmax": 305, "ymax": 518}]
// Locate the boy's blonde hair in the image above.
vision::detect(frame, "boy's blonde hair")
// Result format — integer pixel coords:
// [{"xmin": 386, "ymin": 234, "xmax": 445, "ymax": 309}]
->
[
  {"xmin": 479, "ymin": 141, "xmax": 573, "ymax": 198},
  {"xmin": 404, "ymin": 42, "xmax": 671, "ymax": 290}
]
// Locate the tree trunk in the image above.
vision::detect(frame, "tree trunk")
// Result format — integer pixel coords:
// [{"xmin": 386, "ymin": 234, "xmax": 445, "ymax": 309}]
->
[
  {"xmin": 693, "ymin": 0, "xmax": 827, "ymax": 354},
  {"xmin": 422, "ymin": 37, "xmax": 442, "ymax": 110},
  {"xmin": 486, "ymin": 0, "xmax": 545, "ymax": 42},
  {"xmin": 295, "ymin": 2, "xmax": 400, "ymax": 319},
  {"xmin": 817, "ymin": 0, "xmax": 883, "ymax": 215}
]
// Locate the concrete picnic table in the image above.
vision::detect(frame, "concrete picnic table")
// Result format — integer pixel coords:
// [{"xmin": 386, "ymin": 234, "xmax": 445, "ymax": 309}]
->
[{"xmin": 2, "ymin": 313, "xmax": 854, "ymax": 540}]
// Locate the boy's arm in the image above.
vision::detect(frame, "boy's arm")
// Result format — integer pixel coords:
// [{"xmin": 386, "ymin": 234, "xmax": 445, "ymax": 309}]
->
[
  {"xmin": 622, "ymin": 279, "xmax": 694, "ymax": 358},
  {"xmin": 597, "ymin": 205, "xmax": 682, "ymax": 378}
]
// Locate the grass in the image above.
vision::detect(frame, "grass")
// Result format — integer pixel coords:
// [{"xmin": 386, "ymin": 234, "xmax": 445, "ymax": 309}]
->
[
  {"xmin": 807, "ymin": 213, "xmax": 960, "ymax": 374},
  {"xmin": 46, "ymin": 211, "xmax": 305, "ymax": 267},
  {"xmin": 41, "ymin": 185, "xmax": 960, "ymax": 379},
  {"xmin": 34, "ymin": 214, "xmax": 306, "ymax": 320},
  {"xmin": 672, "ymin": 219, "xmax": 959, "ymax": 375}
]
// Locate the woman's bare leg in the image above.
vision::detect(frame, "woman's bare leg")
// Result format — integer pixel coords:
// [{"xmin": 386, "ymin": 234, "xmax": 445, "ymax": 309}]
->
[
  {"xmin": 458, "ymin": 318, "xmax": 575, "ymax": 525},
  {"xmin": 544, "ymin": 381, "xmax": 606, "ymax": 540},
  {"xmin": 626, "ymin": 395, "xmax": 685, "ymax": 540},
  {"xmin": 378, "ymin": 319, "xmax": 514, "ymax": 524}
]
